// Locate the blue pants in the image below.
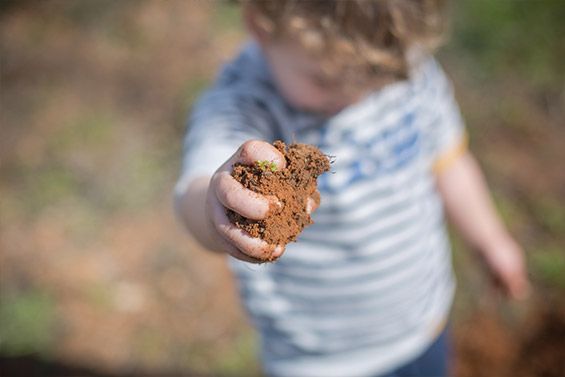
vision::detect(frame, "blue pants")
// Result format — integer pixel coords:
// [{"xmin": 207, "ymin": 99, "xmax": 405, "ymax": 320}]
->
[{"xmin": 378, "ymin": 328, "xmax": 450, "ymax": 377}]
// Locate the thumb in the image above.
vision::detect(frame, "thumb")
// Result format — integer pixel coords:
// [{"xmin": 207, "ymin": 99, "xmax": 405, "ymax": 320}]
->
[{"xmin": 229, "ymin": 140, "xmax": 286, "ymax": 171}]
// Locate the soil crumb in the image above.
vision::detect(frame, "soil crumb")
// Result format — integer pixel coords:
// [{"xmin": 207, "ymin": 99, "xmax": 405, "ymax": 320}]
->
[{"xmin": 228, "ymin": 141, "xmax": 330, "ymax": 261}]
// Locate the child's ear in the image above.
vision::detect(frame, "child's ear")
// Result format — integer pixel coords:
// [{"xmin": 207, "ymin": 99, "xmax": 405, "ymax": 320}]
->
[{"xmin": 242, "ymin": 4, "xmax": 271, "ymax": 45}]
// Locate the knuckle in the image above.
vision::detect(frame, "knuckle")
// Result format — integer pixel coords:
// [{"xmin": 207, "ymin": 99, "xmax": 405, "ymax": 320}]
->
[
  {"xmin": 216, "ymin": 173, "xmax": 234, "ymax": 194},
  {"xmin": 222, "ymin": 193, "xmax": 237, "ymax": 209},
  {"xmin": 217, "ymin": 175, "xmax": 240, "ymax": 204},
  {"xmin": 210, "ymin": 171, "xmax": 227, "ymax": 191}
]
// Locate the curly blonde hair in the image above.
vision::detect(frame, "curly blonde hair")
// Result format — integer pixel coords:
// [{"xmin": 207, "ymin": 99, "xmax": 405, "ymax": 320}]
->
[{"xmin": 244, "ymin": 0, "xmax": 447, "ymax": 85}]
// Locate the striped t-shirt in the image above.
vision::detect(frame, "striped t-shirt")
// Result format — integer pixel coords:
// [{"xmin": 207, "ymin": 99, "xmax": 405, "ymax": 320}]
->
[{"xmin": 176, "ymin": 42, "xmax": 466, "ymax": 377}]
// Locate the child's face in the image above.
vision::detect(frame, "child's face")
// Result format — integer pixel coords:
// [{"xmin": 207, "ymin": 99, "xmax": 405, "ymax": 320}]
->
[{"xmin": 261, "ymin": 40, "xmax": 368, "ymax": 116}]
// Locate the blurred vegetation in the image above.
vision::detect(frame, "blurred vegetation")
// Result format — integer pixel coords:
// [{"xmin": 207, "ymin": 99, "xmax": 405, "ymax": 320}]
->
[
  {"xmin": 0, "ymin": 291, "xmax": 57, "ymax": 356},
  {"xmin": 446, "ymin": 0, "xmax": 565, "ymax": 89},
  {"xmin": 445, "ymin": 0, "xmax": 565, "ymax": 313},
  {"xmin": 0, "ymin": 1, "xmax": 564, "ymax": 376}
]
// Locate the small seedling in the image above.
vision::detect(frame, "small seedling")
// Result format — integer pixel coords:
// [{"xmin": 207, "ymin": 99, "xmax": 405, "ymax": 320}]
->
[{"xmin": 256, "ymin": 160, "xmax": 278, "ymax": 172}]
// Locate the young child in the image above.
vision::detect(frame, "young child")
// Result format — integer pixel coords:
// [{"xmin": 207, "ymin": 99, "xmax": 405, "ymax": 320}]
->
[{"xmin": 175, "ymin": 1, "xmax": 530, "ymax": 376}]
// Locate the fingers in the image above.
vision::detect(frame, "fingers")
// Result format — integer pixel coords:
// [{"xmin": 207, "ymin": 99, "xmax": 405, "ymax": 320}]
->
[
  {"xmin": 205, "ymin": 191, "xmax": 262, "ymax": 263},
  {"xmin": 215, "ymin": 232, "xmax": 265, "ymax": 264},
  {"xmin": 234, "ymin": 140, "xmax": 287, "ymax": 169},
  {"xmin": 218, "ymin": 218, "xmax": 285, "ymax": 261},
  {"xmin": 212, "ymin": 140, "xmax": 285, "ymax": 220},
  {"xmin": 213, "ymin": 171, "xmax": 279, "ymax": 220},
  {"xmin": 208, "ymin": 190, "xmax": 284, "ymax": 262},
  {"xmin": 506, "ymin": 267, "xmax": 531, "ymax": 300},
  {"xmin": 491, "ymin": 255, "xmax": 531, "ymax": 301},
  {"xmin": 306, "ymin": 190, "xmax": 321, "ymax": 214},
  {"xmin": 218, "ymin": 140, "xmax": 286, "ymax": 173},
  {"xmin": 505, "ymin": 257, "xmax": 531, "ymax": 300},
  {"xmin": 206, "ymin": 140, "xmax": 288, "ymax": 262}
]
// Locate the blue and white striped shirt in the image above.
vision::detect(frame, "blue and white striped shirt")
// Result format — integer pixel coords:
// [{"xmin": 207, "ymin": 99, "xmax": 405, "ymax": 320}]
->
[{"xmin": 176, "ymin": 42, "xmax": 465, "ymax": 377}]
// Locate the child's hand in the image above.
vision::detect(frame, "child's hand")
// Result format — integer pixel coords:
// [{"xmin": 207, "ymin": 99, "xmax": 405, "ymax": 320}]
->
[
  {"xmin": 481, "ymin": 235, "xmax": 531, "ymax": 300},
  {"xmin": 206, "ymin": 140, "xmax": 287, "ymax": 263}
]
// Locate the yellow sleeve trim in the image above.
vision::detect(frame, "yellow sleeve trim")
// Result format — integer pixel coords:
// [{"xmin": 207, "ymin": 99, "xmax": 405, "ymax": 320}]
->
[
  {"xmin": 432, "ymin": 317, "xmax": 448, "ymax": 339},
  {"xmin": 432, "ymin": 133, "xmax": 469, "ymax": 175}
]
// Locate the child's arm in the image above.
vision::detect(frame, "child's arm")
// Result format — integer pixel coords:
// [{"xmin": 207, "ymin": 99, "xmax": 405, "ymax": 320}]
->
[
  {"xmin": 175, "ymin": 140, "xmax": 286, "ymax": 263},
  {"xmin": 435, "ymin": 151, "xmax": 530, "ymax": 300}
]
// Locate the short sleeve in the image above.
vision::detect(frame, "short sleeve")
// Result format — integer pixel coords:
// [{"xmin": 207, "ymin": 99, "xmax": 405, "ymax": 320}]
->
[
  {"xmin": 174, "ymin": 88, "xmax": 275, "ymax": 197},
  {"xmin": 419, "ymin": 59, "xmax": 467, "ymax": 174}
]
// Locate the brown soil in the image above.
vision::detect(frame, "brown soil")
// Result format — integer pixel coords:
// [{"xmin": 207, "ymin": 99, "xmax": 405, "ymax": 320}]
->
[
  {"xmin": 227, "ymin": 141, "xmax": 330, "ymax": 261},
  {"xmin": 3, "ymin": 2, "xmax": 565, "ymax": 377},
  {"xmin": 454, "ymin": 301, "xmax": 565, "ymax": 377},
  {"xmin": 514, "ymin": 305, "xmax": 565, "ymax": 377}
]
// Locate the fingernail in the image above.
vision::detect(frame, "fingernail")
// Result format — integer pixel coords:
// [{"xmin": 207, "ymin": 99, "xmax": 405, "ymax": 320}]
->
[
  {"xmin": 272, "ymin": 245, "xmax": 285, "ymax": 258},
  {"xmin": 306, "ymin": 199, "xmax": 314, "ymax": 214},
  {"xmin": 268, "ymin": 196, "xmax": 283, "ymax": 214}
]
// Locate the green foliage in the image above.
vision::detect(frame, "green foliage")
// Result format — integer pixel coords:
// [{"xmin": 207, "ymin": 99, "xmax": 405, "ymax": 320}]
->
[
  {"xmin": 60, "ymin": 0, "xmax": 137, "ymax": 31},
  {"xmin": 491, "ymin": 191, "xmax": 524, "ymax": 230},
  {"xmin": 83, "ymin": 283, "xmax": 114, "ymax": 309},
  {"xmin": 256, "ymin": 160, "xmax": 278, "ymax": 173},
  {"xmin": 22, "ymin": 166, "xmax": 80, "ymax": 214},
  {"xmin": 212, "ymin": 331, "xmax": 260, "ymax": 377},
  {"xmin": 132, "ymin": 326, "xmax": 170, "ymax": 366},
  {"xmin": 530, "ymin": 244, "xmax": 565, "ymax": 290},
  {"xmin": 13, "ymin": 112, "xmax": 115, "ymax": 215},
  {"xmin": 212, "ymin": 1, "xmax": 242, "ymax": 33},
  {"xmin": 53, "ymin": 113, "xmax": 115, "ymax": 152},
  {"xmin": 532, "ymin": 197, "xmax": 565, "ymax": 235},
  {"xmin": 0, "ymin": 291, "xmax": 57, "ymax": 356},
  {"xmin": 447, "ymin": 0, "xmax": 565, "ymax": 88}
]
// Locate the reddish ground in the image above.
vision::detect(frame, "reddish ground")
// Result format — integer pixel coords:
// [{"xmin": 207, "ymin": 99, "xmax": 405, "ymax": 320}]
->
[{"xmin": 1, "ymin": 2, "xmax": 564, "ymax": 377}]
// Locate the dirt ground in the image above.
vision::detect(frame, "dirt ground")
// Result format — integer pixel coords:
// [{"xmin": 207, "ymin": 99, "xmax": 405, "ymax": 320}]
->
[{"xmin": 1, "ymin": 2, "xmax": 564, "ymax": 377}]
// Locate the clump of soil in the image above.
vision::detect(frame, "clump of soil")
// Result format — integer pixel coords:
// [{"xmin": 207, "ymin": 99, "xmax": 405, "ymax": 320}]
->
[{"xmin": 227, "ymin": 141, "xmax": 330, "ymax": 261}]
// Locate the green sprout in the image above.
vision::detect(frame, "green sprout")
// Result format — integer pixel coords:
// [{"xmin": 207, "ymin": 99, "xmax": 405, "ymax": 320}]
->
[{"xmin": 256, "ymin": 160, "xmax": 278, "ymax": 172}]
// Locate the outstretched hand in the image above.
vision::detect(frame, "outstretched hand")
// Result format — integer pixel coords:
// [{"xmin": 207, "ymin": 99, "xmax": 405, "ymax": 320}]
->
[
  {"xmin": 206, "ymin": 140, "xmax": 287, "ymax": 263},
  {"xmin": 482, "ymin": 235, "xmax": 531, "ymax": 300}
]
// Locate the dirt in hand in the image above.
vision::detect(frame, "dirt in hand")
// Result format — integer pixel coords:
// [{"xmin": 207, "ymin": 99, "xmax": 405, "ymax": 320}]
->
[{"xmin": 227, "ymin": 141, "xmax": 330, "ymax": 262}]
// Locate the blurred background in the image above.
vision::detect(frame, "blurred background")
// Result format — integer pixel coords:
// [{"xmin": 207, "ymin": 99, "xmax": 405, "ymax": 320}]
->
[{"xmin": 1, "ymin": 1, "xmax": 564, "ymax": 376}]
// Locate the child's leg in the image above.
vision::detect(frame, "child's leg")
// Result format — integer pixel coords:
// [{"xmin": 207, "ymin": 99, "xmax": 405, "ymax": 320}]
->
[{"xmin": 380, "ymin": 328, "xmax": 450, "ymax": 377}]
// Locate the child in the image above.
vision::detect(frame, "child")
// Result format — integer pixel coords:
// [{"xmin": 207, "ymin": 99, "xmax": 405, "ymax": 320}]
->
[{"xmin": 175, "ymin": 1, "xmax": 530, "ymax": 376}]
